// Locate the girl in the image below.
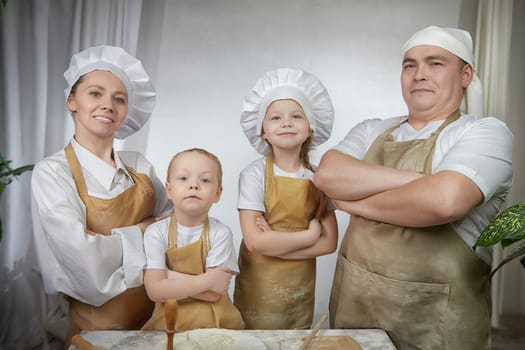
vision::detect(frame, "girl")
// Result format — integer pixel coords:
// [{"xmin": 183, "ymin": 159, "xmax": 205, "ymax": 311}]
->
[{"xmin": 234, "ymin": 68, "xmax": 338, "ymax": 329}]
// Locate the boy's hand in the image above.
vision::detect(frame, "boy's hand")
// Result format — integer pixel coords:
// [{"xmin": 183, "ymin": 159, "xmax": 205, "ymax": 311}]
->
[
  {"xmin": 204, "ymin": 267, "xmax": 232, "ymax": 295},
  {"xmin": 308, "ymin": 219, "xmax": 322, "ymax": 239}
]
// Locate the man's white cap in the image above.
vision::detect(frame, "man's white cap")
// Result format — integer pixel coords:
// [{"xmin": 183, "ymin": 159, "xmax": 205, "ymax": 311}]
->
[
  {"xmin": 64, "ymin": 45, "xmax": 156, "ymax": 139},
  {"xmin": 402, "ymin": 25, "xmax": 484, "ymax": 117},
  {"xmin": 240, "ymin": 68, "xmax": 334, "ymax": 155}
]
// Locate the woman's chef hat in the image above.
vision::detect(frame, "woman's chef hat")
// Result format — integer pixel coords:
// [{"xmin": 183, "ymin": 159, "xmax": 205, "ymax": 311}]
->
[
  {"xmin": 402, "ymin": 25, "xmax": 484, "ymax": 117},
  {"xmin": 241, "ymin": 68, "xmax": 334, "ymax": 155},
  {"xmin": 64, "ymin": 45, "xmax": 156, "ymax": 139}
]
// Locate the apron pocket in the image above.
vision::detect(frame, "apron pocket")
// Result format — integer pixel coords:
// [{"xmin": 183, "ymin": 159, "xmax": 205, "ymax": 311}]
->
[{"xmin": 332, "ymin": 254, "xmax": 449, "ymax": 350}]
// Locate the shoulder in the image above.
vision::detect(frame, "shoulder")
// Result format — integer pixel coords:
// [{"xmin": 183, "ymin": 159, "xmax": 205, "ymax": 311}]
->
[
  {"xmin": 32, "ymin": 149, "xmax": 70, "ymax": 182},
  {"xmin": 144, "ymin": 217, "xmax": 170, "ymax": 239},
  {"xmin": 239, "ymin": 157, "xmax": 265, "ymax": 182},
  {"xmin": 444, "ymin": 114, "xmax": 513, "ymax": 140},
  {"xmin": 208, "ymin": 217, "xmax": 232, "ymax": 234}
]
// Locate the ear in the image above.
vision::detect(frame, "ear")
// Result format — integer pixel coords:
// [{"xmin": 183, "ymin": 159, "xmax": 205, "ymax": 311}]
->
[
  {"xmin": 67, "ymin": 94, "xmax": 77, "ymax": 113},
  {"xmin": 214, "ymin": 186, "xmax": 223, "ymax": 203},
  {"xmin": 461, "ymin": 64, "xmax": 474, "ymax": 89},
  {"xmin": 165, "ymin": 181, "xmax": 173, "ymax": 200}
]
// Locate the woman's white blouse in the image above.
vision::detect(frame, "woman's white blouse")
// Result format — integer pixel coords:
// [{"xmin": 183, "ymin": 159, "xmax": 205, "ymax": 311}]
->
[{"xmin": 31, "ymin": 139, "xmax": 172, "ymax": 306}]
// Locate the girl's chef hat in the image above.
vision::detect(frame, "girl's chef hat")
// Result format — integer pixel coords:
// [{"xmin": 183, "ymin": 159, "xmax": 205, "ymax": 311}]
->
[
  {"xmin": 241, "ymin": 68, "xmax": 334, "ymax": 155},
  {"xmin": 402, "ymin": 25, "xmax": 484, "ymax": 117},
  {"xmin": 64, "ymin": 45, "xmax": 156, "ymax": 139}
]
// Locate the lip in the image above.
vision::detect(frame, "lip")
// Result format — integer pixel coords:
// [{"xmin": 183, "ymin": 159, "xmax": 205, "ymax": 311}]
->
[
  {"xmin": 93, "ymin": 115, "xmax": 115, "ymax": 123},
  {"xmin": 184, "ymin": 195, "xmax": 201, "ymax": 200},
  {"xmin": 277, "ymin": 132, "xmax": 297, "ymax": 136}
]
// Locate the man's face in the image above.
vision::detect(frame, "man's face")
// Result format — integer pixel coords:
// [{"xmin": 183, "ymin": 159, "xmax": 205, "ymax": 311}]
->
[{"xmin": 401, "ymin": 45, "xmax": 473, "ymax": 128}]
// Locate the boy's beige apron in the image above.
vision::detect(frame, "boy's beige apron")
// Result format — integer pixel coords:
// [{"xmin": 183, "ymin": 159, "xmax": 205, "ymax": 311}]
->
[
  {"xmin": 329, "ymin": 111, "xmax": 491, "ymax": 350},
  {"xmin": 141, "ymin": 215, "xmax": 244, "ymax": 331},
  {"xmin": 234, "ymin": 154, "xmax": 324, "ymax": 329},
  {"xmin": 64, "ymin": 143, "xmax": 155, "ymax": 346}
]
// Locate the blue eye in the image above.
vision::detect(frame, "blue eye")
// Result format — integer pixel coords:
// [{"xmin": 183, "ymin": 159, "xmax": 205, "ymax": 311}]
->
[
  {"xmin": 114, "ymin": 97, "xmax": 126, "ymax": 104},
  {"xmin": 201, "ymin": 178, "xmax": 210, "ymax": 184}
]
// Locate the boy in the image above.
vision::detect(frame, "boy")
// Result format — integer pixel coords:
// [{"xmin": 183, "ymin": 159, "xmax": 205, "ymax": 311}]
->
[{"xmin": 141, "ymin": 148, "xmax": 244, "ymax": 331}]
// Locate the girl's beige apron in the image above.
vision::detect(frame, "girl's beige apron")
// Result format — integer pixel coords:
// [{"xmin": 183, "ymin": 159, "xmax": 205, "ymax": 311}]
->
[
  {"xmin": 64, "ymin": 143, "xmax": 156, "ymax": 346},
  {"xmin": 141, "ymin": 215, "xmax": 244, "ymax": 331},
  {"xmin": 330, "ymin": 111, "xmax": 491, "ymax": 350},
  {"xmin": 234, "ymin": 154, "xmax": 324, "ymax": 329}
]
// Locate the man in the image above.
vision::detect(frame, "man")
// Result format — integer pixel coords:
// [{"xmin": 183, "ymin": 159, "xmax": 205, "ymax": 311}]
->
[{"xmin": 314, "ymin": 26, "xmax": 514, "ymax": 350}]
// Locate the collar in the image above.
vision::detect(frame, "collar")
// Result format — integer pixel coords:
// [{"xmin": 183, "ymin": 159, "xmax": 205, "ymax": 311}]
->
[{"xmin": 70, "ymin": 138, "xmax": 131, "ymax": 191}]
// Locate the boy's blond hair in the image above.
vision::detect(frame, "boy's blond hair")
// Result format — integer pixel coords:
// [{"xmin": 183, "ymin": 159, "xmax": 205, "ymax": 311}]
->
[{"xmin": 167, "ymin": 148, "xmax": 223, "ymax": 188}]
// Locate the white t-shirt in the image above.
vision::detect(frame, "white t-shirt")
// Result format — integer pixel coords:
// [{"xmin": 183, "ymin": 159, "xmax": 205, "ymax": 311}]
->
[
  {"xmin": 31, "ymin": 138, "xmax": 172, "ymax": 306},
  {"xmin": 333, "ymin": 114, "xmax": 514, "ymax": 264},
  {"xmin": 143, "ymin": 216, "xmax": 239, "ymax": 273},
  {"xmin": 238, "ymin": 157, "xmax": 317, "ymax": 212}
]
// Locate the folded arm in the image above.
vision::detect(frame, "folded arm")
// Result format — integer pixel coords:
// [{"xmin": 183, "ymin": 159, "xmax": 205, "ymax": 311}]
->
[
  {"xmin": 334, "ymin": 170, "xmax": 483, "ymax": 227},
  {"xmin": 239, "ymin": 209, "xmax": 321, "ymax": 256},
  {"xmin": 314, "ymin": 150, "xmax": 423, "ymax": 201},
  {"xmin": 276, "ymin": 210, "xmax": 338, "ymax": 260},
  {"xmin": 144, "ymin": 266, "xmax": 232, "ymax": 303}
]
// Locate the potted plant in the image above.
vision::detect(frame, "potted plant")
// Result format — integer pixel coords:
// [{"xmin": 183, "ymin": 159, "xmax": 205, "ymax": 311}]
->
[
  {"xmin": 0, "ymin": 153, "xmax": 34, "ymax": 241},
  {"xmin": 474, "ymin": 201, "xmax": 525, "ymax": 277}
]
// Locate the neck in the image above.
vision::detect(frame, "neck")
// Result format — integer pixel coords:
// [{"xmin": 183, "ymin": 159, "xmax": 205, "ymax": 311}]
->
[
  {"xmin": 74, "ymin": 133, "xmax": 115, "ymax": 166},
  {"xmin": 407, "ymin": 108, "xmax": 458, "ymax": 130},
  {"xmin": 271, "ymin": 148, "xmax": 302, "ymax": 172},
  {"xmin": 175, "ymin": 211, "xmax": 208, "ymax": 228}
]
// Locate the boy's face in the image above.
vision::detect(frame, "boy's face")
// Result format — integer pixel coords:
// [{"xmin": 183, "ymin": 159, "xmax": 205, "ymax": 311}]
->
[{"xmin": 166, "ymin": 151, "xmax": 222, "ymax": 217}]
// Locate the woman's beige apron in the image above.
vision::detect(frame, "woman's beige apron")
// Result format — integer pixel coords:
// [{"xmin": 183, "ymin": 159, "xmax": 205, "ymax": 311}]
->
[
  {"xmin": 64, "ymin": 143, "xmax": 155, "ymax": 346},
  {"xmin": 234, "ymin": 154, "xmax": 324, "ymax": 329},
  {"xmin": 329, "ymin": 111, "xmax": 491, "ymax": 350},
  {"xmin": 141, "ymin": 215, "xmax": 244, "ymax": 331}
]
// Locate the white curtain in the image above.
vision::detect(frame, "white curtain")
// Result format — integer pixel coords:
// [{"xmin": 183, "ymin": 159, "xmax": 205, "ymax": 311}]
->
[
  {"xmin": 0, "ymin": 1, "xmax": 163, "ymax": 348},
  {"xmin": 475, "ymin": 0, "xmax": 525, "ymax": 326}
]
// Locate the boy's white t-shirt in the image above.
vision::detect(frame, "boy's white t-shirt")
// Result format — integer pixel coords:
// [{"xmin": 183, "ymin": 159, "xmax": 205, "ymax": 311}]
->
[{"xmin": 144, "ymin": 216, "xmax": 239, "ymax": 273}]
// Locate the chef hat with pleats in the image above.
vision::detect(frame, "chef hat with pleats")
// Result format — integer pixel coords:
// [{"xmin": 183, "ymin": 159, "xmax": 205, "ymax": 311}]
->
[
  {"xmin": 402, "ymin": 25, "xmax": 484, "ymax": 117},
  {"xmin": 241, "ymin": 68, "xmax": 334, "ymax": 155},
  {"xmin": 64, "ymin": 45, "xmax": 156, "ymax": 139}
]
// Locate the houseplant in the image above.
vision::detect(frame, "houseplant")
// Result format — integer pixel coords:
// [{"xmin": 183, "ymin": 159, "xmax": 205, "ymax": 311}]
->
[
  {"xmin": 0, "ymin": 153, "xmax": 34, "ymax": 241},
  {"xmin": 474, "ymin": 201, "xmax": 525, "ymax": 277}
]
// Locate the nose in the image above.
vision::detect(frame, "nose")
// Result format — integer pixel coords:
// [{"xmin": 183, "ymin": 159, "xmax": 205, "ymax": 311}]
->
[
  {"xmin": 414, "ymin": 64, "xmax": 428, "ymax": 81},
  {"xmin": 189, "ymin": 182, "xmax": 199, "ymax": 190},
  {"xmin": 100, "ymin": 95, "xmax": 114, "ymax": 111},
  {"xmin": 281, "ymin": 117, "xmax": 293, "ymax": 127}
]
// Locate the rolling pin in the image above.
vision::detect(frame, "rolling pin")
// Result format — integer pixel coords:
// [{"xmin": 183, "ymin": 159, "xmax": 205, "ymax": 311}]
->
[
  {"xmin": 165, "ymin": 299, "xmax": 178, "ymax": 350},
  {"xmin": 71, "ymin": 334, "xmax": 104, "ymax": 350}
]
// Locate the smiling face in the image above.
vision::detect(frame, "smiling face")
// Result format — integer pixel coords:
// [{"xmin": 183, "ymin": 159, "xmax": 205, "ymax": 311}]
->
[
  {"xmin": 401, "ymin": 45, "xmax": 473, "ymax": 129},
  {"xmin": 166, "ymin": 150, "xmax": 222, "ymax": 226},
  {"xmin": 67, "ymin": 70, "xmax": 128, "ymax": 142},
  {"xmin": 261, "ymin": 99, "xmax": 312, "ymax": 152}
]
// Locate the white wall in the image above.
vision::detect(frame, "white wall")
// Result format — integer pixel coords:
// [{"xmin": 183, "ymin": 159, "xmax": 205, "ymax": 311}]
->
[{"xmin": 147, "ymin": 0, "xmax": 471, "ymax": 324}]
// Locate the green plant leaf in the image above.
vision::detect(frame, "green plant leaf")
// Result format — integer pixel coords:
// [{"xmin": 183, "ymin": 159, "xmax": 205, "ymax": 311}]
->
[
  {"xmin": 475, "ymin": 202, "xmax": 525, "ymax": 247},
  {"xmin": 490, "ymin": 241, "xmax": 525, "ymax": 278}
]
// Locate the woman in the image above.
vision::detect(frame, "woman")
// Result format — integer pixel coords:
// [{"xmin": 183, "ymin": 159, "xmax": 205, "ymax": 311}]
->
[{"xmin": 31, "ymin": 45, "xmax": 172, "ymax": 346}]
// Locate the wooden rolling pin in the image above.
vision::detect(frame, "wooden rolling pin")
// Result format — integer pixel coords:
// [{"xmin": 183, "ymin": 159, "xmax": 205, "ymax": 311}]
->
[
  {"xmin": 299, "ymin": 314, "xmax": 328, "ymax": 350},
  {"xmin": 71, "ymin": 334, "xmax": 104, "ymax": 350},
  {"xmin": 165, "ymin": 299, "xmax": 178, "ymax": 350}
]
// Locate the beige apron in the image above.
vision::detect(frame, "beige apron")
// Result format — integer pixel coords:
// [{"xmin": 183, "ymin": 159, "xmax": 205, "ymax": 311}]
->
[
  {"xmin": 141, "ymin": 215, "xmax": 244, "ymax": 331},
  {"xmin": 64, "ymin": 143, "xmax": 155, "ymax": 346},
  {"xmin": 329, "ymin": 111, "xmax": 491, "ymax": 350},
  {"xmin": 234, "ymin": 154, "xmax": 324, "ymax": 329}
]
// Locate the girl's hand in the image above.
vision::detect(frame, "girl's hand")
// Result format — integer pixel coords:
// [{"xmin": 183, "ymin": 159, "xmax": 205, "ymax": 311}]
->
[
  {"xmin": 308, "ymin": 219, "xmax": 322, "ymax": 239},
  {"xmin": 255, "ymin": 216, "xmax": 271, "ymax": 232}
]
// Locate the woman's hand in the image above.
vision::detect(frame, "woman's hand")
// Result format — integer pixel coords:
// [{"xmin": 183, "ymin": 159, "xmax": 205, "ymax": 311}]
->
[{"xmin": 136, "ymin": 216, "xmax": 156, "ymax": 234}]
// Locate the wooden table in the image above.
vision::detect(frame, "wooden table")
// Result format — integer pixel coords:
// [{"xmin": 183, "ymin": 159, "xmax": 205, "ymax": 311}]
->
[{"xmin": 69, "ymin": 328, "xmax": 396, "ymax": 349}]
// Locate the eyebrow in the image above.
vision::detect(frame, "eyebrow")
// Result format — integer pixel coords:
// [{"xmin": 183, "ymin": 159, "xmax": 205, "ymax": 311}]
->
[
  {"xmin": 87, "ymin": 84, "xmax": 127, "ymax": 95},
  {"xmin": 403, "ymin": 54, "xmax": 449, "ymax": 65}
]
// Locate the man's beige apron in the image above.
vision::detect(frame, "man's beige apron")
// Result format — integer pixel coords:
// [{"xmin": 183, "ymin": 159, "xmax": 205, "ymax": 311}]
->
[
  {"xmin": 64, "ymin": 143, "xmax": 155, "ymax": 346},
  {"xmin": 329, "ymin": 111, "xmax": 491, "ymax": 350},
  {"xmin": 234, "ymin": 154, "xmax": 324, "ymax": 329},
  {"xmin": 141, "ymin": 215, "xmax": 245, "ymax": 331}
]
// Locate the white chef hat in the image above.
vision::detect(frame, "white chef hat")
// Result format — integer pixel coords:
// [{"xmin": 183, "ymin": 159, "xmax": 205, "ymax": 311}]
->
[
  {"xmin": 240, "ymin": 68, "xmax": 334, "ymax": 155},
  {"xmin": 402, "ymin": 25, "xmax": 484, "ymax": 117},
  {"xmin": 64, "ymin": 45, "xmax": 156, "ymax": 139}
]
